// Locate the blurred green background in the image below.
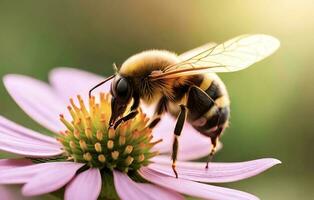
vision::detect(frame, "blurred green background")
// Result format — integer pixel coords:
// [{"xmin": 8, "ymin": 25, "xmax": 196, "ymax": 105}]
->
[{"xmin": 0, "ymin": 0, "xmax": 313, "ymax": 199}]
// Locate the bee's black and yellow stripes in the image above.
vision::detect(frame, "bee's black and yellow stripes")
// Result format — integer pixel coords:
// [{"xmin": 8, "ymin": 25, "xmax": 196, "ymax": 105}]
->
[
  {"xmin": 185, "ymin": 74, "xmax": 230, "ymax": 138},
  {"xmin": 168, "ymin": 73, "xmax": 230, "ymax": 138}
]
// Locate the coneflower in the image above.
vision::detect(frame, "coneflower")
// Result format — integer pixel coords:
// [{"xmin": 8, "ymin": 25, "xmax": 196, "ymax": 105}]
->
[{"xmin": 0, "ymin": 68, "xmax": 280, "ymax": 200}]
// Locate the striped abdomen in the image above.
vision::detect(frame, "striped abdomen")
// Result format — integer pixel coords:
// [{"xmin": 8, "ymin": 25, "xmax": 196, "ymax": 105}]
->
[
  {"xmin": 187, "ymin": 73, "xmax": 230, "ymax": 139},
  {"xmin": 168, "ymin": 73, "xmax": 230, "ymax": 140}
]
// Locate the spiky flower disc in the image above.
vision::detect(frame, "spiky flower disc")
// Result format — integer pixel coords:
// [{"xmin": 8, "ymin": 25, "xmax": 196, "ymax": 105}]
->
[{"xmin": 58, "ymin": 93, "xmax": 160, "ymax": 173}]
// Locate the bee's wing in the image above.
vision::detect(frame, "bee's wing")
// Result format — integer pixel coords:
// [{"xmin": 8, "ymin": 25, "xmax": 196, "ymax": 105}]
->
[
  {"xmin": 179, "ymin": 42, "xmax": 217, "ymax": 61},
  {"xmin": 150, "ymin": 34, "xmax": 280, "ymax": 80}
]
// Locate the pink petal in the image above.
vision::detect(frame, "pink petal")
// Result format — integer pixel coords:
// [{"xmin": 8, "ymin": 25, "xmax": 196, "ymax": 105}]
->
[
  {"xmin": 0, "ymin": 185, "xmax": 41, "ymax": 200},
  {"xmin": 65, "ymin": 168, "xmax": 101, "ymax": 200},
  {"xmin": 152, "ymin": 114, "xmax": 212, "ymax": 160},
  {"xmin": 113, "ymin": 170, "xmax": 184, "ymax": 200},
  {"xmin": 3, "ymin": 75, "xmax": 68, "ymax": 132},
  {"xmin": 22, "ymin": 162, "xmax": 83, "ymax": 196},
  {"xmin": 0, "ymin": 163, "xmax": 49, "ymax": 184},
  {"xmin": 0, "ymin": 159, "xmax": 32, "ymax": 170},
  {"xmin": 148, "ymin": 157, "xmax": 281, "ymax": 183},
  {"xmin": 49, "ymin": 67, "xmax": 110, "ymax": 101},
  {"xmin": 0, "ymin": 116, "xmax": 58, "ymax": 145},
  {"xmin": 140, "ymin": 167, "xmax": 259, "ymax": 200},
  {"xmin": 0, "ymin": 133, "xmax": 63, "ymax": 157},
  {"xmin": 140, "ymin": 103, "xmax": 155, "ymax": 117}
]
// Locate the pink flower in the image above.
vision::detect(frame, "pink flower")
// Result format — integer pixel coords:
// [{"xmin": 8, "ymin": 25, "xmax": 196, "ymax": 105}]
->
[{"xmin": 0, "ymin": 68, "xmax": 280, "ymax": 200}]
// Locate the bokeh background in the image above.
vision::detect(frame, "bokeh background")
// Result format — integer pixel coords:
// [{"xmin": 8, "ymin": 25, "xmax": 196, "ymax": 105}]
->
[{"xmin": 0, "ymin": 0, "xmax": 313, "ymax": 199}]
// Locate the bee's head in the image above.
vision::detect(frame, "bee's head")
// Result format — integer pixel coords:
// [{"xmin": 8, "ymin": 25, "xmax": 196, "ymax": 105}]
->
[{"xmin": 109, "ymin": 75, "xmax": 133, "ymax": 127}]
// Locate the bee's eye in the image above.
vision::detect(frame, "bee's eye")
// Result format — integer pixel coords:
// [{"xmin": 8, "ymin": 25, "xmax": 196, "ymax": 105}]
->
[
  {"xmin": 117, "ymin": 78, "xmax": 128, "ymax": 95},
  {"xmin": 114, "ymin": 77, "xmax": 132, "ymax": 102}
]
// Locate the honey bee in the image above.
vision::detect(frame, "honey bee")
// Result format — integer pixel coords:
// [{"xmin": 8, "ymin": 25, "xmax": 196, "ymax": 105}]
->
[{"xmin": 89, "ymin": 34, "xmax": 280, "ymax": 177}]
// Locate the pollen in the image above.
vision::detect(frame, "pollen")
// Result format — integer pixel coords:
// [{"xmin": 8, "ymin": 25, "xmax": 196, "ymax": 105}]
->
[
  {"xmin": 96, "ymin": 130, "xmax": 103, "ymax": 141},
  {"xmin": 83, "ymin": 152, "xmax": 92, "ymax": 161},
  {"xmin": 119, "ymin": 136, "xmax": 126, "ymax": 146},
  {"xmin": 79, "ymin": 140, "xmax": 88, "ymax": 151},
  {"xmin": 108, "ymin": 128, "xmax": 115, "ymax": 139},
  {"xmin": 111, "ymin": 151, "xmax": 119, "ymax": 160},
  {"xmin": 69, "ymin": 141, "xmax": 76, "ymax": 149},
  {"xmin": 107, "ymin": 140, "xmax": 114, "ymax": 149},
  {"xmin": 58, "ymin": 93, "xmax": 161, "ymax": 172},
  {"xmin": 124, "ymin": 145, "xmax": 133, "ymax": 155},
  {"xmin": 94, "ymin": 143, "xmax": 102, "ymax": 153},
  {"xmin": 98, "ymin": 154, "xmax": 106, "ymax": 163},
  {"xmin": 125, "ymin": 156, "xmax": 134, "ymax": 166},
  {"xmin": 137, "ymin": 154, "xmax": 145, "ymax": 162}
]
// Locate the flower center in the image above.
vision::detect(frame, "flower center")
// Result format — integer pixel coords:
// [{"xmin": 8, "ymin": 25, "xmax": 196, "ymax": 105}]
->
[{"xmin": 57, "ymin": 93, "xmax": 160, "ymax": 173}]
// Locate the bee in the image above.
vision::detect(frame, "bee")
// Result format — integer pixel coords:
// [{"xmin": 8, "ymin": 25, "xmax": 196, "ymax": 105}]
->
[{"xmin": 89, "ymin": 34, "xmax": 280, "ymax": 177}]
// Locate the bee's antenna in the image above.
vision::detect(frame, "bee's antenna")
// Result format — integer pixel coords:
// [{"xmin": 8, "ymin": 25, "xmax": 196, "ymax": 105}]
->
[
  {"xmin": 89, "ymin": 75, "xmax": 115, "ymax": 98},
  {"xmin": 113, "ymin": 63, "xmax": 118, "ymax": 73}
]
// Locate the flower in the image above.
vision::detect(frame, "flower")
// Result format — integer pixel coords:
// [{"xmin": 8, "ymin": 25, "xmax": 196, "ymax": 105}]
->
[{"xmin": 0, "ymin": 68, "xmax": 281, "ymax": 200}]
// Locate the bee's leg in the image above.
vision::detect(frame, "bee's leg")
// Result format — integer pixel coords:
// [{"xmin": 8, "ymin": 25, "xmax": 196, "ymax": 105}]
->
[
  {"xmin": 186, "ymin": 86, "xmax": 229, "ymax": 168},
  {"xmin": 206, "ymin": 127, "xmax": 223, "ymax": 168},
  {"xmin": 147, "ymin": 96, "xmax": 168, "ymax": 128},
  {"xmin": 113, "ymin": 110, "xmax": 139, "ymax": 129},
  {"xmin": 204, "ymin": 107, "xmax": 229, "ymax": 168},
  {"xmin": 172, "ymin": 105, "xmax": 187, "ymax": 178},
  {"xmin": 113, "ymin": 93, "xmax": 140, "ymax": 129}
]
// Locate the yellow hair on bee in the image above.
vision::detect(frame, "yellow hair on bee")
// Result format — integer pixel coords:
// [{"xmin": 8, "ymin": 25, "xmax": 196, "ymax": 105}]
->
[
  {"xmin": 120, "ymin": 50, "xmax": 179, "ymax": 77},
  {"xmin": 119, "ymin": 50, "xmax": 182, "ymax": 103}
]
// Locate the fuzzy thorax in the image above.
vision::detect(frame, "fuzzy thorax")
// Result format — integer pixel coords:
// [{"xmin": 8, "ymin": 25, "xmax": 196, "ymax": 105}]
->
[
  {"xmin": 119, "ymin": 50, "xmax": 182, "ymax": 103},
  {"xmin": 58, "ymin": 93, "xmax": 161, "ymax": 173}
]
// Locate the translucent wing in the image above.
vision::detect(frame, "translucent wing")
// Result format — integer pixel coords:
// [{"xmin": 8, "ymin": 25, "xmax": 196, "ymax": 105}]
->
[
  {"xmin": 150, "ymin": 34, "xmax": 280, "ymax": 79},
  {"xmin": 179, "ymin": 42, "xmax": 217, "ymax": 61}
]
